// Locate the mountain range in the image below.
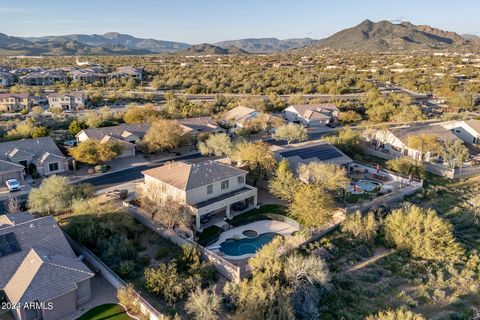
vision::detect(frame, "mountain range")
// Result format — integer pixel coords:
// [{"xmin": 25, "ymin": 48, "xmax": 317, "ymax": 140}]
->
[{"xmin": 0, "ymin": 20, "xmax": 479, "ymax": 56}]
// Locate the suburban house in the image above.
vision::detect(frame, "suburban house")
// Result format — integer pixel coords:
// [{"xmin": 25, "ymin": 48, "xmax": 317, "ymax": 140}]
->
[
  {"xmin": 76, "ymin": 117, "xmax": 223, "ymax": 158},
  {"xmin": 178, "ymin": 117, "xmax": 225, "ymax": 137},
  {"xmin": 366, "ymin": 123, "xmax": 461, "ymax": 162},
  {"xmin": 0, "ymin": 137, "xmax": 69, "ymax": 183},
  {"xmin": 441, "ymin": 119, "xmax": 480, "ymax": 145},
  {"xmin": 221, "ymin": 106, "xmax": 259, "ymax": 128},
  {"xmin": 0, "ymin": 94, "xmax": 35, "ymax": 112},
  {"xmin": 69, "ymin": 68, "xmax": 108, "ymax": 84},
  {"xmin": 19, "ymin": 70, "xmax": 67, "ymax": 86},
  {"xmin": 0, "ymin": 71, "xmax": 14, "ymax": 87},
  {"xmin": 76, "ymin": 123, "xmax": 150, "ymax": 158},
  {"xmin": 110, "ymin": 66, "xmax": 143, "ymax": 81},
  {"xmin": 0, "ymin": 213, "xmax": 94, "ymax": 320},
  {"xmin": 47, "ymin": 92, "xmax": 88, "ymax": 111},
  {"xmin": 273, "ymin": 140, "xmax": 353, "ymax": 172},
  {"xmin": 142, "ymin": 160, "xmax": 258, "ymax": 230},
  {"xmin": 282, "ymin": 103, "xmax": 340, "ymax": 127}
]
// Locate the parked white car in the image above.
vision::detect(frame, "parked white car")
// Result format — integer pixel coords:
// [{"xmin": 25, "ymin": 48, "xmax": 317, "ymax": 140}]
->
[{"xmin": 5, "ymin": 179, "xmax": 21, "ymax": 192}]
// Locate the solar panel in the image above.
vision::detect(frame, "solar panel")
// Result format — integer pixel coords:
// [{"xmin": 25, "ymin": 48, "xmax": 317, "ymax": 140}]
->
[
  {"xmin": 0, "ymin": 232, "xmax": 20, "ymax": 258},
  {"xmin": 279, "ymin": 144, "xmax": 343, "ymax": 161}
]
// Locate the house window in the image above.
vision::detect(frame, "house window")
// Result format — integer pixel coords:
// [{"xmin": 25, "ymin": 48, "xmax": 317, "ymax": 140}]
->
[
  {"xmin": 221, "ymin": 180, "xmax": 229, "ymax": 190},
  {"xmin": 207, "ymin": 185, "xmax": 213, "ymax": 195},
  {"xmin": 49, "ymin": 162, "xmax": 59, "ymax": 172},
  {"xmin": 237, "ymin": 176, "xmax": 245, "ymax": 185}
]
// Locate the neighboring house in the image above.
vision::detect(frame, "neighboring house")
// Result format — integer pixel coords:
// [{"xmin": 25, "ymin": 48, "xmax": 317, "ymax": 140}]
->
[
  {"xmin": 110, "ymin": 66, "xmax": 143, "ymax": 81},
  {"xmin": 178, "ymin": 116, "xmax": 225, "ymax": 137},
  {"xmin": 0, "ymin": 71, "xmax": 14, "ymax": 87},
  {"xmin": 282, "ymin": 103, "xmax": 340, "ymax": 127},
  {"xmin": 69, "ymin": 68, "xmax": 108, "ymax": 84},
  {"xmin": 47, "ymin": 92, "xmax": 88, "ymax": 111},
  {"xmin": 142, "ymin": 160, "xmax": 258, "ymax": 230},
  {"xmin": 20, "ymin": 70, "xmax": 67, "ymax": 86},
  {"xmin": 0, "ymin": 213, "xmax": 94, "ymax": 320},
  {"xmin": 441, "ymin": 119, "xmax": 480, "ymax": 145},
  {"xmin": 0, "ymin": 137, "xmax": 69, "ymax": 183},
  {"xmin": 0, "ymin": 94, "xmax": 35, "ymax": 112},
  {"xmin": 273, "ymin": 140, "xmax": 353, "ymax": 171},
  {"xmin": 76, "ymin": 123, "xmax": 150, "ymax": 158},
  {"xmin": 221, "ymin": 106, "xmax": 259, "ymax": 128},
  {"xmin": 76, "ymin": 118, "xmax": 222, "ymax": 158},
  {"xmin": 367, "ymin": 124, "xmax": 461, "ymax": 162}
]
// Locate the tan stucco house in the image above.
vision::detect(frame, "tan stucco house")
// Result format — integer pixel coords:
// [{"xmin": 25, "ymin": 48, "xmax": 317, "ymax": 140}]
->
[
  {"xmin": 0, "ymin": 214, "xmax": 94, "ymax": 320},
  {"xmin": 142, "ymin": 160, "xmax": 258, "ymax": 230},
  {"xmin": 0, "ymin": 137, "xmax": 69, "ymax": 184}
]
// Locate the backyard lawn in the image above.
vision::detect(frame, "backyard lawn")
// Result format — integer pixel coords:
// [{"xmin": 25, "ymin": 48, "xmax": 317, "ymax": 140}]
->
[{"xmin": 76, "ymin": 304, "xmax": 133, "ymax": 320}]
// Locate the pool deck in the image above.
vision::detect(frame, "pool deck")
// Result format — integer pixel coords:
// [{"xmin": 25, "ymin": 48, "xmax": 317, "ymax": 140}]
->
[{"xmin": 207, "ymin": 220, "xmax": 298, "ymax": 260}]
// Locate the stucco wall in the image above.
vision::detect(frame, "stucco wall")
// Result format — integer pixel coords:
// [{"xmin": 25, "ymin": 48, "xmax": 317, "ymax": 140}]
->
[{"xmin": 186, "ymin": 173, "xmax": 247, "ymax": 205}]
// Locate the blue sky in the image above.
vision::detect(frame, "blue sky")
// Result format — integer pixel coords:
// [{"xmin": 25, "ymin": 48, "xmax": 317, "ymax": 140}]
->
[{"xmin": 1, "ymin": 0, "xmax": 479, "ymax": 43}]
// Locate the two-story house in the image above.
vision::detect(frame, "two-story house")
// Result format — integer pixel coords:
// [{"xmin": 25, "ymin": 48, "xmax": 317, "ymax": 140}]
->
[
  {"xmin": 142, "ymin": 160, "xmax": 257, "ymax": 230},
  {"xmin": 47, "ymin": 92, "xmax": 88, "ymax": 111},
  {"xmin": 0, "ymin": 94, "xmax": 35, "ymax": 112},
  {"xmin": 0, "ymin": 71, "xmax": 14, "ymax": 87}
]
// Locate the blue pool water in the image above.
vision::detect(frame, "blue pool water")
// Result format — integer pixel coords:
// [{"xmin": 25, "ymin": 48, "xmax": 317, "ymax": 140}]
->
[{"xmin": 219, "ymin": 232, "xmax": 279, "ymax": 256}]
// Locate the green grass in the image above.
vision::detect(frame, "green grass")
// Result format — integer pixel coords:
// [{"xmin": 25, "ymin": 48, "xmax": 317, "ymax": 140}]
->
[
  {"xmin": 229, "ymin": 204, "xmax": 288, "ymax": 227},
  {"xmin": 196, "ymin": 225, "xmax": 223, "ymax": 246},
  {"xmin": 76, "ymin": 304, "xmax": 133, "ymax": 320}
]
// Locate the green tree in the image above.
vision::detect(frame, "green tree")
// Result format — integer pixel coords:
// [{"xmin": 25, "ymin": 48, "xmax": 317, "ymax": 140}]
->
[
  {"xmin": 366, "ymin": 308, "xmax": 425, "ymax": 320},
  {"xmin": 384, "ymin": 206, "xmax": 464, "ymax": 262},
  {"xmin": 198, "ymin": 133, "xmax": 233, "ymax": 157},
  {"xmin": 272, "ymin": 123, "xmax": 307, "ymax": 144},
  {"xmin": 440, "ymin": 140, "xmax": 469, "ymax": 169},
  {"xmin": 30, "ymin": 126, "xmax": 49, "ymax": 138},
  {"xmin": 325, "ymin": 127, "xmax": 361, "ymax": 154},
  {"xmin": 385, "ymin": 157, "xmax": 425, "ymax": 179},
  {"xmin": 142, "ymin": 119, "xmax": 187, "ymax": 153},
  {"xmin": 144, "ymin": 262, "xmax": 194, "ymax": 305},
  {"xmin": 289, "ymin": 184, "xmax": 334, "ymax": 227},
  {"xmin": 268, "ymin": 160, "xmax": 300, "ymax": 202},
  {"xmin": 233, "ymin": 141, "xmax": 276, "ymax": 185},
  {"xmin": 123, "ymin": 103, "xmax": 159, "ymax": 124},
  {"xmin": 69, "ymin": 120, "xmax": 87, "ymax": 136},
  {"xmin": 69, "ymin": 139, "xmax": 123, "ymax": 165},
  {"xmin": 27, "ymin": 176, "xmax": 94, "ymax": 215},
  {"xmin": 341, "ymin": 211, "xmax": 379, "ymax": 242},
  {"xmin": 185, "ymin": 287, "xmax": 221, "ymax": 320},
  {"xmin": 338, "ymin": 110, "xmax": 362, "ymax": 124},
  {"xmin": 297, "ymin": 162, "xmax": 350, "ymax": 192},
  {"xmin": 406, "ymin": 133, "xmax": 440, "ymax": 162}
]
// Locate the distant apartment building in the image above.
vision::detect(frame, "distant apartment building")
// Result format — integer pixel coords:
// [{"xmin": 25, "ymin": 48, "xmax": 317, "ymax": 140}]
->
[
  {"xmin": 47, "ymin": 92, "xmax": 88, "ymax": 111},
  {"xmin": 110, "ymin": 66, "xmax": 143, "ymax": 81},
  {"xmin": 20, "ymin": 70, "xmax": 67, "ymax": 86},
  {"xmin": 0, "ymin": 71, "xmax": 14, "ymax": 87},
  {"xmin": 0, "ymin": 94, "xmax": 35, "ymax": 112}
]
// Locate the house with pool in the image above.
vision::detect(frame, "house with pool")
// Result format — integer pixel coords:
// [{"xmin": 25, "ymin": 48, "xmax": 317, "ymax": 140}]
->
[{"xmin": 141, "ymin": 160, "xmax": 258, "ymax": 231}]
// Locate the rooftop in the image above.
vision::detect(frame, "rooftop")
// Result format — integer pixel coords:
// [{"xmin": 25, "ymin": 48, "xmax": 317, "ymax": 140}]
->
[{"xmin": 142, "ymin": 160, "xmax": 247, "ymax": 191}]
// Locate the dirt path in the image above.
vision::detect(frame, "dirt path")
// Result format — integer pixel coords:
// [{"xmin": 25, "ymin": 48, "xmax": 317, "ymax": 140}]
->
[{"xmin": 345, "ymin": 247, "xmax": 395, "ymax": 273}]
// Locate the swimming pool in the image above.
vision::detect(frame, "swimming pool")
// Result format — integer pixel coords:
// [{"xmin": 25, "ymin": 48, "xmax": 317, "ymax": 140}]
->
[
  {"xmin": 219, "ymin": 232, "xmax": 279, "ymax": 256},
  {"xmin": 348, "ymin": 179, "xmax": 381, "ymax": 194}
]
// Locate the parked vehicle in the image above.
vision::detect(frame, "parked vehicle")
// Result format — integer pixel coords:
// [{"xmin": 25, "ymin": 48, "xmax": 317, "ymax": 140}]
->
[
  {"xmin": 5, "ymin": 179, "xmax": 21, "ymax": 192},
  {"xmin": 63, "ymin": 140, "xmax": 77, "ymax": 147}
]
